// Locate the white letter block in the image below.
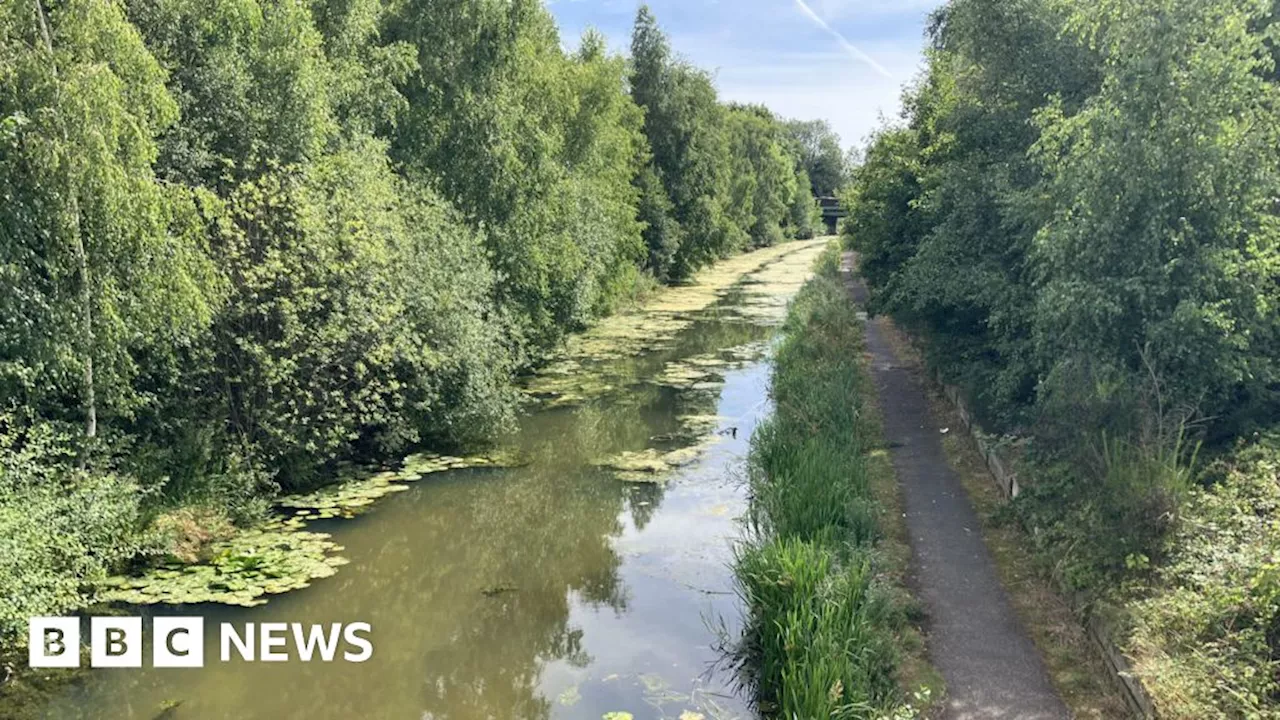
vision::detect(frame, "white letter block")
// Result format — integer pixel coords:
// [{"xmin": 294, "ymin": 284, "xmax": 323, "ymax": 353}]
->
[
  {"xmin": 91, "ymin": 617, "xmax": 142, "ymax": 668},
  {"xmin": 28, "ymin": 617, "xmax": 79, "ymax": 668},
  {"xmin": 154, "ymin": 617, "xmax": 204, "ymax": 668}
]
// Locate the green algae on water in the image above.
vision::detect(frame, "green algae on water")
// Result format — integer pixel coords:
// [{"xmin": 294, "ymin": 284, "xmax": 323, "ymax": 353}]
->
[
  {"xmin": 557, "ymin": 685, "xmax": 582, "ymax": 706},
  {"xmin": 279, "ymin": 452, "xmax": 520, "ymax": 520},
  {"xmin": 594, "ymin": 435, "xmax": 722, "ymax": 484},
  {"xmin": 523, "ymin": 241, "xmax": 826, "ymax": 409},
  {"xmin": 98, "ymin": 451, "xmax": 520, "ymax": 608},
  {"xmin": 98, "ymin": 528, "xmax": 348, "ymax": 607}
]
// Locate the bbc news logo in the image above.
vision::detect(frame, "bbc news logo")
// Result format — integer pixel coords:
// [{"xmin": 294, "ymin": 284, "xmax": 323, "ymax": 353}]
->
[{"xmin": 28, "ymin": 617, "xmax": 373, "ymax": 668}]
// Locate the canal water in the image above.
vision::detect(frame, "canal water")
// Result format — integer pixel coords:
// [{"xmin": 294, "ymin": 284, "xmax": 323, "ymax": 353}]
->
[{"xmin": 43, "ymin": 240, "xmax": 829, "ymax": 720}]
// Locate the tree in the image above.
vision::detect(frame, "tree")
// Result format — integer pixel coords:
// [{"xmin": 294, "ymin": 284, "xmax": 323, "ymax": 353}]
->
[
  {"xmin": 388, "ymin": 0, "xmax": 648, "ymax": 352},
  {"xmin": 787, "ymin": 165, "xmax": 819, "ymax": 239},
  {"xmin": 730, "ymin": 104, "xmax": 798, "ymax": 247},
  {"xmin": 0, "ymin": 0, "xmax": 217, "ymax": 439},
  {"xmin": 785, "ymin": 118, "xmax": 845, "ymax": 197},
  {"xmin": 630, "ymin": 6, "xmax": 740, "ymax": 278},
  {"xmin": 1031, "ymin": 0, "xmax": 1280, "ymax": 431},
  {"xmin": 846, "ymin": 0, "xmax": 1100, "ymax": 421}
]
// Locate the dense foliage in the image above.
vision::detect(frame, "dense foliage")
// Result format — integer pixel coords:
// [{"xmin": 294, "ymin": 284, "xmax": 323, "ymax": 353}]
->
[
  {"xmin": 785, "ymin": 118, "xmax": 848, "ymax": 198},
  {"xmin": 845, "ymin": 0, "xmax": 1280, "ymax": 714},
  {"xmin": 0, "ymin": 0, "xmax": 829, "ymax": 645},
  {"xmin": 848, "ymin": 0, "xmax": 1280, "ymax": 434}
]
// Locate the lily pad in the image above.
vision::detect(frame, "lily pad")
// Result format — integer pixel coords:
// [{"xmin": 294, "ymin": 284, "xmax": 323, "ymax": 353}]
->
[
  {"xmin": 99, "ymin": 528, "xmax": 347, "ymax": 607},
  {"xmin": 596, "ymin": 432, "xmax": 721, "ymax": 485},
  {"xmin": 677, "ymin": 415, "xmax": 725, "ymax": 436},
  {"xmin": 596, "ymin": 449, "xmax": 670, "ymax": 475},
  {"xmin": 639, "ymin": 673, "xmax": 667, "ymax": 693},
  {"xmin": 661, "ymin": 446, "xmax": 704, "ymax": 467},
  {"xmin": 278, "ymin": 452, "xmax": 520, "ymax": 520}
]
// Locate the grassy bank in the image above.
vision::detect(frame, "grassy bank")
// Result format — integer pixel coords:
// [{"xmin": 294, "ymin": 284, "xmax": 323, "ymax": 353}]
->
[{"xmin": 730, "ymin": 247, "xmax": 931, "ymax": 719}]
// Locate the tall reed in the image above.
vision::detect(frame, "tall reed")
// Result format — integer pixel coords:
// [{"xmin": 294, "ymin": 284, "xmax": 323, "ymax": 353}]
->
[{"xmin": 732, "ymin": 249, "xmax": 908, "ymax": 718}]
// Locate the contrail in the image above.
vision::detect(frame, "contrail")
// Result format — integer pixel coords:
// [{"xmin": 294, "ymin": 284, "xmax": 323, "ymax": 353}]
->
[{"xmin": 792, "ymin": 0, "xmax": 894, "ymax": 79}]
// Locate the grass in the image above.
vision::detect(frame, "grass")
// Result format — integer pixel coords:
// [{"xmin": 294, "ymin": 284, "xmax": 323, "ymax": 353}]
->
[{"xmin": 730, "ymin": 245, "xmax": 935, "ymax": 720}]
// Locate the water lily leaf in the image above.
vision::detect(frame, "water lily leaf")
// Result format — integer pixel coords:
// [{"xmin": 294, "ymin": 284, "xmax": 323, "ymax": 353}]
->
[
  {"xmin": 98, "ymin": 529, "xmax": 345, "ymax": 607},
  {"xmin": 639, "ymin": 673, "xmax": 667, "ymax": 693}
]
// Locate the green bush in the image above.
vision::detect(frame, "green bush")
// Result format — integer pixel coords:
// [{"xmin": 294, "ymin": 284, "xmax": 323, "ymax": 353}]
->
[
  {"xmin": 1016, "ymin": 428, "xmax": 1196, "ymax": 593},
  {"xmin": 1126, "ymin": 434, "xmax": 1280, "ymax": 718},
  {"xmin": 0, "ymin": 417, "xmax": 150, "ymax": 645}
]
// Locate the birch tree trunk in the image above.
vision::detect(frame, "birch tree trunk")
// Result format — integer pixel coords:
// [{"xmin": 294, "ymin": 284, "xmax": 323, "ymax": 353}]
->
[{"xmin": 34, "ymin": 0, "xmax": 96, "ymax": 438}]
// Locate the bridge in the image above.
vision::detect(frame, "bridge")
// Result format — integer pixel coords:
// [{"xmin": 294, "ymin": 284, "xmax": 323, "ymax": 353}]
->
[{"xmin": 818, "ymin": 196, "xmax": 846, "ymax": 235}]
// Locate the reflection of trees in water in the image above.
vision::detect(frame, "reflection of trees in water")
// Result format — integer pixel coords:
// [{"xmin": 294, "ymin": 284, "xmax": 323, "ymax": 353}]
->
[
  {"xmin": 536, "ymin": 383, "xmax": 666, "ymax": 463},
  {"xmin": 625, "ymin": 482, "xmax": 664, "ymax": 530},
  {"xmin": 409, "ymin": 461, "xmax": 627, "ymax": 720},
  {"xmin": 670, "ymin": 314, "xmax": 769, "ymax": 357},
  {"xmin": 413, "ymin": 313, "xmax": 772, "ymax": 718}
]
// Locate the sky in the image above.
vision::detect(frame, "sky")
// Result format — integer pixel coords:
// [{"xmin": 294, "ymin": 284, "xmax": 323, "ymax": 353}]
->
[{"xmin": 546, "ymin": 0, "xmax": 945, "ymax": 152}]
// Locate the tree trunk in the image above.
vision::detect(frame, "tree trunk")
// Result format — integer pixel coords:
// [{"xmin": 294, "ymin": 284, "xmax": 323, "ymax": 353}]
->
[
  {"xmin": 34, "ymin": 0, "xmax": 96, "ymax": 439},
  {"xmin": 76, "ymin": 207, "xmax": 96, "ymax": 439}
]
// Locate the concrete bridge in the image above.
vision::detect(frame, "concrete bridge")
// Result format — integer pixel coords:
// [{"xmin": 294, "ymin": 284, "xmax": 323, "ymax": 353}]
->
[{"xmin": 819, "ymin": 196, "xmax": 846, "ymax": 235}]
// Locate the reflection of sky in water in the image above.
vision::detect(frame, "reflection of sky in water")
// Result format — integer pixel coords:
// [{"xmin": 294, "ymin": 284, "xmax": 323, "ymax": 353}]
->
[
  {"xmin": 540, "ymin": 362, "xmax": 771, "ymax": 720},
  {"xmin": 41, "ymin": 241, "xmax": 827, "ymax": 720}
]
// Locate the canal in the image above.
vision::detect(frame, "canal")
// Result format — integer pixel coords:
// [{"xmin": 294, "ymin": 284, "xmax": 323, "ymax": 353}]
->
[{"xmin": 43, "ymin": 239, "xmax": 830, "ymax": 720}]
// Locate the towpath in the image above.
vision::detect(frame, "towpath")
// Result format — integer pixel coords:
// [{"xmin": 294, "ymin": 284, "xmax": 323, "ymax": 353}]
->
[{"xmin": 843, "ymin": 253, "xmax": 1069, "ymax": 720}]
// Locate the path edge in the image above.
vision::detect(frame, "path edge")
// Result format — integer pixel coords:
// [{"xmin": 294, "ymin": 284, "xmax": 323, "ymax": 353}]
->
[{"xmin": 931, "ymin": 370, "xmax": 1158, "ymax": 720}]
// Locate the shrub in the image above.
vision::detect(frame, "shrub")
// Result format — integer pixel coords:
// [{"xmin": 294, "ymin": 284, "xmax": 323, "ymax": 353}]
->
[
  {"xmin": 1016, "ymin": 427, "xmax": 1196, "ymax": 594},
  {"xmin": 0, "ymin": 416, "xmax": 150, "ymax": 645},
  {"xmin": 1126, "ymin": 434, "xmax": 1280, "ymax": 718}
]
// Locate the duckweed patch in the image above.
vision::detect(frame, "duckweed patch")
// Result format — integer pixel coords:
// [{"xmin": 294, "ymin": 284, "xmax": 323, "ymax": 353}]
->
[
  {"xmin": 279, "ymin": 453, "xmax": 518, "ymax": 520},
  {"xmin": 595, "ymin": 435, "xmax": 722, "ymax": 484},
  {"xmin": 99, "ymin": 528, "xmax": 347, "ymax": 607},
  {"xmin": 524, "ymin": 241, "xmax": 826, "ymax": 409}
]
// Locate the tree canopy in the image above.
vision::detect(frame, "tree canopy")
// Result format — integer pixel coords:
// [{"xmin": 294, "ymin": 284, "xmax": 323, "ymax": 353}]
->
[{"xmin": 847, "ymin": 0, "xmax": 1280, "ymax": 437}]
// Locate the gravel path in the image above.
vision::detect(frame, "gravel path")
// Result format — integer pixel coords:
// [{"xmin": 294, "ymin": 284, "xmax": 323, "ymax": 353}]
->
[{"xmin": 843, "ymin": 254, "xmax": 1069, "ymax": 720}]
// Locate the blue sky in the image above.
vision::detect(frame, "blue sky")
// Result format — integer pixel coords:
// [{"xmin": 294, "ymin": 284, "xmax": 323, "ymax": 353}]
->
[{"xmin": 546, "ymin": 0, "xmax": 944, "ymax": 151}]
